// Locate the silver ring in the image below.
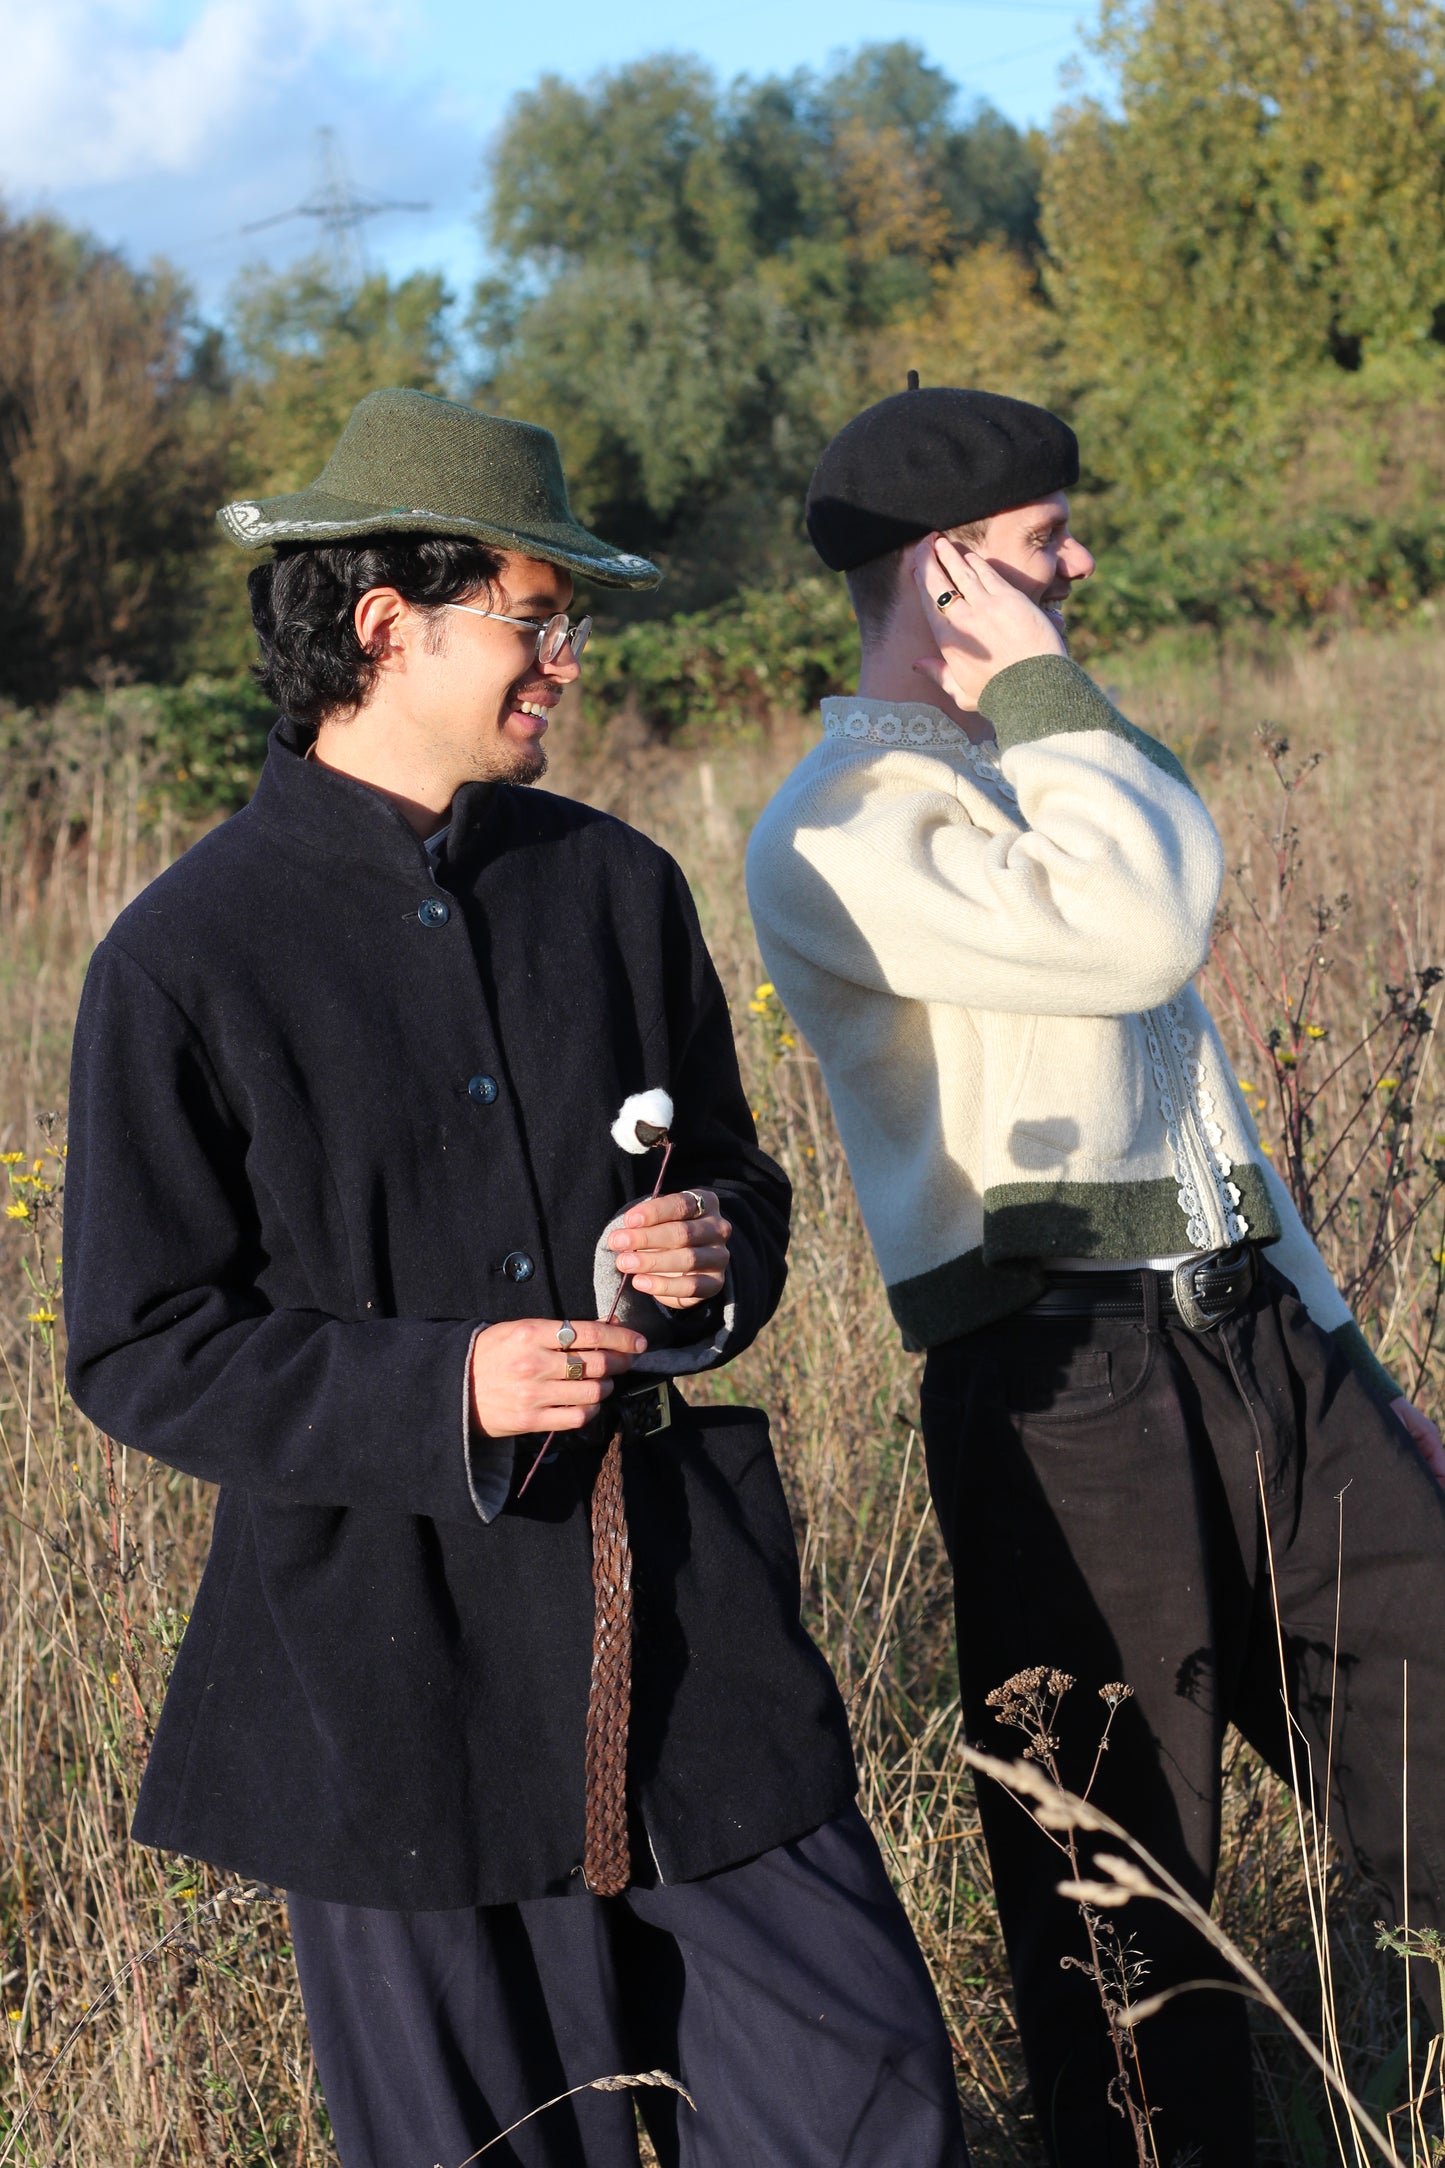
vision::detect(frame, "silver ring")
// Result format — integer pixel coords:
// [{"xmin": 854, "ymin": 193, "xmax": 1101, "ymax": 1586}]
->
[
  {"xmin": 556, "ymin": 1321, "xmax": 577, "ymax": 1350},
  {"xmin": 682, "ymin": 1190, "xmax": 706, "ymax": 1221}
]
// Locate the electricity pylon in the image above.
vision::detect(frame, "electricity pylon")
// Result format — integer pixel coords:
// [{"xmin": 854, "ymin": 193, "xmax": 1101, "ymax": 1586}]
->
[{"xmin": 241, "ymin": 127, "xmax": 430, "ymax": 292}]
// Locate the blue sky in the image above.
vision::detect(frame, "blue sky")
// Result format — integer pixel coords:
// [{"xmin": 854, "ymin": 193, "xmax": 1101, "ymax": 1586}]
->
[{"xmin": 1, "ymin": 0, "xmax": 1099, "ymax": 322}]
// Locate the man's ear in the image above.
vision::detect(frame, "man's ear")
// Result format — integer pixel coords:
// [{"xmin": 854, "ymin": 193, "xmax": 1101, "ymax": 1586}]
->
[{"xmin": 353, "ymin": 587, "xmax": 409, "ymax": 668}]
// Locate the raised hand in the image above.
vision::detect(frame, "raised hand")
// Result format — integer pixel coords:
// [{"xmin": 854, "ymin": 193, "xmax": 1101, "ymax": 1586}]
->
[{"xmin": 911, "ymin": 533, "xmax": 1066, "ymax": 712}]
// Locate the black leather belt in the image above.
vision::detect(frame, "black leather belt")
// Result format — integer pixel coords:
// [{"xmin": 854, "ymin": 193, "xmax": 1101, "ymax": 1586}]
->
[{"xmin": 1027, "ymin": 1243, "xmax": 1258, "ymax": 1332}]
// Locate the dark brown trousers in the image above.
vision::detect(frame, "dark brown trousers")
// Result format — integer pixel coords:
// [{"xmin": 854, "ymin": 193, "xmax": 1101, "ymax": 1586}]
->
[{"xmin": 920, "ymin": 1262, "xmax": 1445, "ymax": 2168}]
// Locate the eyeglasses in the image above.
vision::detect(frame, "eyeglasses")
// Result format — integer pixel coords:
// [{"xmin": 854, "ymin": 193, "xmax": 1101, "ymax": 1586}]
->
[{"xmin": 442, "ymin": 602, "xmax": 592, "ymax": 666}]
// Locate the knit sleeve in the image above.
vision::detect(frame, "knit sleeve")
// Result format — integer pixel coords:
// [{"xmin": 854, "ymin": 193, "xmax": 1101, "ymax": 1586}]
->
[
  {"xmin": 63, "ymin": 938, "xmax": 492, "ymax": 1522},
  {"xmin": 748, "ymin": 657, "xmax": 1224, "ymax": 1020}
]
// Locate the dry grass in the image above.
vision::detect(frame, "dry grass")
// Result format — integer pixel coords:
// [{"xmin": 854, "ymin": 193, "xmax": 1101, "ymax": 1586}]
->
[{"xmin": 3, "ymin": 620, "xmax": 1444, "ymax": 2164}]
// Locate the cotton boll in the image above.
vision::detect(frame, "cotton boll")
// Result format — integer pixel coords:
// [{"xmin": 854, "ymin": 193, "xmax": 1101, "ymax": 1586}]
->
[{"xmin": 611, "ymin": 1089, "xmax": 675, "ymax": 1153}]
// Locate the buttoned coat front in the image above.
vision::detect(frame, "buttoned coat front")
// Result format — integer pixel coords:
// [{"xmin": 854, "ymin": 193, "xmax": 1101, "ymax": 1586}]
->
[{"xmin": 63, "ymin": 722, "xmax": 854, "ymax": 1908}]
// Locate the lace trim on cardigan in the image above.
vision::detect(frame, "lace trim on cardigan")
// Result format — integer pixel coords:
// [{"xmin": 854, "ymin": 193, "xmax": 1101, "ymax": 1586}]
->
[
  {"xmin": 820, "ymin": 701, "xmax": 1019, "ymax": 799},
  {"xmin": 1143, "ymin": 1000, "xmax": 1250, "ymax": 1250}
]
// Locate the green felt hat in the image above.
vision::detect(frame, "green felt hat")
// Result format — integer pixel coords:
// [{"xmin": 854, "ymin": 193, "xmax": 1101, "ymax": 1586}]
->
[{"xmin": 217, "ymin": 387, "xmax": 660, "ymax": 590}]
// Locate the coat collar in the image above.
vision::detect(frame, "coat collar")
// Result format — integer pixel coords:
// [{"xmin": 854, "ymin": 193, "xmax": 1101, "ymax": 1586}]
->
[{"xmin": 250, "ymin": 715, "xmax": 502, "ymax": 883}]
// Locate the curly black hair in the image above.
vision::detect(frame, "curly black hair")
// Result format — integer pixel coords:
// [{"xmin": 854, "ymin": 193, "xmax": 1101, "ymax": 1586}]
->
[{"xmin": 246, "ymin": 535, "xmax": 504, "ymax": 725}]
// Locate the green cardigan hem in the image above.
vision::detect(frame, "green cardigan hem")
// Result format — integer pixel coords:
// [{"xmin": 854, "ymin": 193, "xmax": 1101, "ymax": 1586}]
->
[
  {"xmin": 887, "ymin": 1168, "xmax": 1281, "ymax": 1349},
  {"xmin": 980, "ymin": 654, "xmax": 1193, "ymax": 793},
  {"xmin": 981, "ymin": 1168, "xmax": 1279, "ymax": 1265},
  {"xmin": 889, "ymin": 1248, "xmax": 1044, "ymax": 1351}
]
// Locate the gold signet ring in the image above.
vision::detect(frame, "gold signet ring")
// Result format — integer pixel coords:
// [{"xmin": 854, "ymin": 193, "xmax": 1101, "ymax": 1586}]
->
[
  {"xmin": 935, "ymin": 588, "xmax": 957, "ymax": 609},
  {"xmin": 565, "ymin": 1356, "xmax": 585, "ymax": 1382},
  {"xmin": 556, "ymin": 1321, "xmax": 577, "ymax": 1349}
]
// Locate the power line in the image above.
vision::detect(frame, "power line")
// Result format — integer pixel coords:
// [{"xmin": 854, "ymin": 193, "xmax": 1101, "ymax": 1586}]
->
[{"xmin": 241, "ymin": 127, "xmax": 430, "ymax": 290}]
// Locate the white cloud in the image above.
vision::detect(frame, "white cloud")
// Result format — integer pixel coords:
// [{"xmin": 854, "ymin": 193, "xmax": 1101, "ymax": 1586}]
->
[{"xmin": 0, "ymin": 0, "xmax": 408, "ymax": 191}]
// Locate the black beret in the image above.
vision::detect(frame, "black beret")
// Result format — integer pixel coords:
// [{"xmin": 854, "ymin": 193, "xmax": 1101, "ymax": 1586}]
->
[{"xmin": 805, "ymin": 386, "xmax": 1080, "ymax": 572}]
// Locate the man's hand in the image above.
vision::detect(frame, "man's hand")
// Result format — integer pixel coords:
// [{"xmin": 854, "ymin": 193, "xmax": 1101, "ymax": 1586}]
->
[
  {"xmin": 608, "ymin": 1190, "xmax": 731, "ymax": 1310},
  {"xmin": 1392, "ymin": 1396, "xmax": 1445, "ymax": 1486},
  {"xmin": 911, "ymin": 533, "xmax": 1066, "ymax": 712},
  {"xmin": 470, "ymin": 1320, "xmax": 646, "ymax": 1439}
]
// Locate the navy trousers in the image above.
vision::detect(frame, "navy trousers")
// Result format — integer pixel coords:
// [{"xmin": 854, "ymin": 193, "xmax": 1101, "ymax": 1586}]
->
[{"xmin": 287, "ymin": 1804, "xmax": 969, "ymax": 2168}]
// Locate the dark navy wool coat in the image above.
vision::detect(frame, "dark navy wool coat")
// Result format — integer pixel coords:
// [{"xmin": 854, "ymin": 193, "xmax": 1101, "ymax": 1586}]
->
[{"xmin": 64, "ymin": 720, "xmax": 854, "ymax": 1908}]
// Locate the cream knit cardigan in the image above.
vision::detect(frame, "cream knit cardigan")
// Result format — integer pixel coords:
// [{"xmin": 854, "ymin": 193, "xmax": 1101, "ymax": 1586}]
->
[{"xmin": 745, "ymin": 654, "xmax": 1396, "ymax": 1402}]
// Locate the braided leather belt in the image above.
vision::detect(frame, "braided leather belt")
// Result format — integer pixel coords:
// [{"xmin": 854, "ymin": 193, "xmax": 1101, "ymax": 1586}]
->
[
  {"xmin": 1027, "ymin": 1243, "xmax": 1258, "ymax": 1333},
  {"xmin": 581, "ymin": 1378, "xmax": 671, "ymax": 1898}
]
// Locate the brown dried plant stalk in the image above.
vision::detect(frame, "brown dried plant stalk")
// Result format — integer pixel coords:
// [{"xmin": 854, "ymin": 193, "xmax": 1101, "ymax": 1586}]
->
[
  {"xmin": 959, "ymin": 1742, "xmax": 1412, "ymax": 2167},
  {"xmin": 1204, "ymin": 722, "xmax": 1445, "ymax": 1396},
  {"xmin": 983, "ymin": 1670, "xmax": 1156, "ymax": 2165},
  {"xmin": 448, "ymin": 2068, "xmax": 694, "ymax": 2168}
]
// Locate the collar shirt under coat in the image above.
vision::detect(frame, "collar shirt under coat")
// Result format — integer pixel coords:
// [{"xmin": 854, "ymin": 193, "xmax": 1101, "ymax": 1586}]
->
[{"xmin": 63, "ymin": 720, "xmax": 854, "ymax": 1908}]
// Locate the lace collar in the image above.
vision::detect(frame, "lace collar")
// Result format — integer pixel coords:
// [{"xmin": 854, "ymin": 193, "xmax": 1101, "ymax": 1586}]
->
[{"xmin": 819, "ymin": 697, "xmax": 1017, "ymax": 797}]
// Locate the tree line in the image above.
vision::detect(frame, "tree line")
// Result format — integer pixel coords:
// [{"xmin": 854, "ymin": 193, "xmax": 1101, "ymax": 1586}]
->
[{"xmin": 4, "ymin": 1, "xmax": 1445, "ymax": 717}]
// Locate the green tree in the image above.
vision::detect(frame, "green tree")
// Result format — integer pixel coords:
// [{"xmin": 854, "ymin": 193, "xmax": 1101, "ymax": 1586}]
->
[
  {"xmin": 478, "ymin": 45, "xmax": 1042, "ymax": 609},
  {"xmin": 1044, "ymin": 0, "xmax": 1445, "ymax": 559},
  {"xmin": 0, "ymin": 212, "xmax": 229, "ymax": 703}
]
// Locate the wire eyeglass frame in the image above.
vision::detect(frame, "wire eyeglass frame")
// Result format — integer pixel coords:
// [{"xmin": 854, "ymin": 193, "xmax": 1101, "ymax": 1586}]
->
[{"xmin": 442, "ymin": 601, "xmax": 592, "ymax": 665}]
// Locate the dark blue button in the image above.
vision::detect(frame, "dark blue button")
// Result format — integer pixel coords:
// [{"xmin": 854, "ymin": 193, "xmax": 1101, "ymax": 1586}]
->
[
  {"xmin": 468, "ymin": 1074, "xmax": 498, "ymax": 1106},
  {"xmin": 418, "ymin": 897, "xmax": 450, "ymax": 927},
  {"xmin": 502, "ymin": 1250, "xmax": 534, "ymax": 1283}
]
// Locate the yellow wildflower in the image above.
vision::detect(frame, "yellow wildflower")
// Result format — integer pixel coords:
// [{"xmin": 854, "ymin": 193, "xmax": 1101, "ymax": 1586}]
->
[
  {"xmin": 1305, "ymin": 1025, "xmax": 1326, "ymax": 1040},
  {"xmin": 5, "ymin": 1201, "xmax": 29, "ymax": 1220},
  {"xmin": 1378, "ymin": 1077, "xmax": 1400, "ymax": 1093},
  {"xmin": 755, "ymin": 982, "xmax": 774, "ymax": 999},
  {"xmin": 27, "ymin": 1307, "xmax": 56, "ymax": 1326},
  {"xmin": 1236, "ymin": 1077, "xmax": 1256, "ymax": 1094},
  {"xmin": 779, "ymin": 1033, "xmax": 796, "ymax": 1050},
  {"xmin": 0, "ymin": 1151, "xmax": 23, "ymax": 1165}
]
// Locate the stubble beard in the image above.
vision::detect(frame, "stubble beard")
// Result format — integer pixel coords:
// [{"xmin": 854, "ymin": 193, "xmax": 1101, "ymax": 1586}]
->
[{"xmin": 497, "ymin": 744, "xmax": 548, "ymax": 786}]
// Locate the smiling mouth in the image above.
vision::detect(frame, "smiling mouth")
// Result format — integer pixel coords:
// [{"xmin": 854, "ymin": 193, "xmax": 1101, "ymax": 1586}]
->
[{"xmin": 515, "ymin": 699, "xmax": 550, "ymax": 720}]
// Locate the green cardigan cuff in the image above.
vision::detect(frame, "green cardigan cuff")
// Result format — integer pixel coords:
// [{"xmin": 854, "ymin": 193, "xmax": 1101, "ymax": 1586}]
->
[
  {"xmin": 979, "ymin": 654, "xmax": 1193, "ymax": 792},
  {"xmin": 1331, "ymin": 1319, "xmax": 1403, "ymax": 1410}
]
